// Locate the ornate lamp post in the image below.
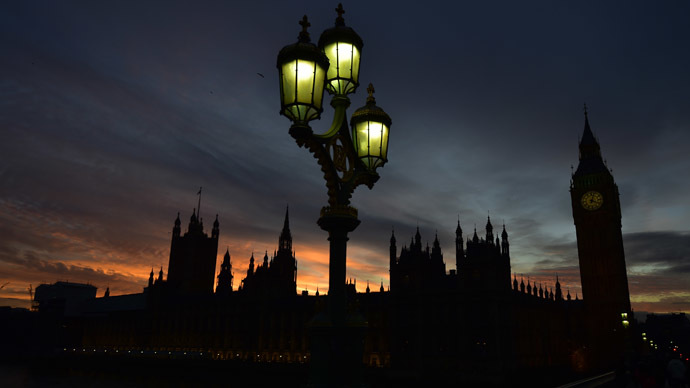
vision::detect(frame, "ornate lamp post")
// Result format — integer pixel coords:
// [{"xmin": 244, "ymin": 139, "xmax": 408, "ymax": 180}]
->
[
  {"xmin": 277, "ymin": 5, "xmax": 390, "ymax": 324},
  {"xmin": 276, "ymin": 4, "xmax": 391, "ymax": 383}
]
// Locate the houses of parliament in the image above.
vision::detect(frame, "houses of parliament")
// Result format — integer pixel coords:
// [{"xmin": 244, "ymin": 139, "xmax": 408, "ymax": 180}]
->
[{"xmin": 31, "ymin": 113, "xmax": 633, "ymax": 379}]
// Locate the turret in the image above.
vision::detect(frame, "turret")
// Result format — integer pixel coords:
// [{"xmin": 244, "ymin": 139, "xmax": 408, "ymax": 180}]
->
[
  {"xmin": 555, "ymin": 275, "xmax": 563, "ymax": 301},
  {"xmin": 513, "ymin": 274, "xmax": 518, "ymax": 291},
  {"xmin": 414, "ymin": 226, "xmax": 422, "ymax": 250},
  {"xmin": 187, "ymin": 208, "xmax": 204, "ymax": 234},
  {"xmin": 520, "ymin": 277, "xmax": 525, "ymax": 293},
  {"xmin": 148, "ymin": 268, "xmax": 154, "ymax": 287},
  {"xmin": 501, "ymin": 224, "xmax": 509, "ymax": 256},
  {"xmin": 455, "ymin": 219, "xmax": 464, "ymax": 266},
  {"xmin": 485, "ymin": 215, "xmax": 494, "ymax": 243},
  {"xmin": 248, "ymin": 253, "xmax": 255, "ymax": 276},
  {"xmin": 156, "ymin": 267, "xmax": 164, "ymax": 284},
  {"xmin": 431, "ymin": 232, "xmax": 442, "ymax": 261},
  {"xmin": 279, "ymin": 206, "xmax": 292, "ymax": 253},
  {"xmin": 216, "ymin": 248, "xmax": 233, "ymax": 295},
  {"xmin": 212, "ymin": 214, "xmax": 219, "ymax": 239},
  {"xmin": 173, "ymin": 213, "xmax": 181, "ymax": 237}
]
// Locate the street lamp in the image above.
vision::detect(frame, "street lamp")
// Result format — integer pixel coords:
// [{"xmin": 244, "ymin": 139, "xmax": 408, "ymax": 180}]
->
[
  {"xmin": 276, "ymin": 4, "xmax": 391, "ymax": 385},
  {"xmin": 318, "ymin": 9, "xmax": 363, "ymax": 96},
  {"xmin": 276, "ymin": 4, "xmax": 391, "ymax": 322},
  {"xmin": 277, "ymin": 16, "xmax": 329, "ymax": 124}
]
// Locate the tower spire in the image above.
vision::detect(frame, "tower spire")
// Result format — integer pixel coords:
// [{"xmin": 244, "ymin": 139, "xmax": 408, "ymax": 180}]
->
[
  {"xmin": 455, "ymin": 218, "xmax": 464, "ymax": 265},
  {"xmin": 279, "ymin": 205, "xmax": 292, "ymax": 252},
  {"xmin": 486, "ymin": 214, "xmax": 494, "ymax": 243},
  {"xmin": 578, "ymin": 105, "xmax": 602, "ymax": 160},
  {"xmin": 415, "ymin": 226, "xmax": 422, "ymax": 249}
]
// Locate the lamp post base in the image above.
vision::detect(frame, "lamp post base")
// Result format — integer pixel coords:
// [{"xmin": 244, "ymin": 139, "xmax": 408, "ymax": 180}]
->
[
  {"xmin": 308, "ymin": 311, "xmax": 367, "ymax": 388},
  {"xmin": 307, "ymin": 205, "xmax": 366, "ymax": 387}
]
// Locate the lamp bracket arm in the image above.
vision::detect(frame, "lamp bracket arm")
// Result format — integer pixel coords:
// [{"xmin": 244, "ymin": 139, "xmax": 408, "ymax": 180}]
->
[
  {"xmin": 289, "ymin": 97, "xmax": 379, "ymax": 208},
  {"xmin": 314, "ymin": 96, "xmax": 350, "ymax": 140},
  {"xmin": 314, "ymin": 103, "xmax": 347, "ymax": 140}
]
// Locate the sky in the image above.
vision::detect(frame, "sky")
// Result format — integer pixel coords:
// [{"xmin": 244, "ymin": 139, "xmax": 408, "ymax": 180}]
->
[{"xmin": 1, "ymin": 0, "xmax": 689, "ymax": 314}]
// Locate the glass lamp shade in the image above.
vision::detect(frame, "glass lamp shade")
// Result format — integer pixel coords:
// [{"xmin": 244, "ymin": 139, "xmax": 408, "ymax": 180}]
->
[
  {"xmin": 277, "ymin": 31, "xmax": 330, "ymax": 123},
  {"xmin": 318, "ymin": 15, "xmax": 363, "ymax": 95},
  {"xmin": 351, "ymin": 85, "xmax": 391, "ymax": 170}
]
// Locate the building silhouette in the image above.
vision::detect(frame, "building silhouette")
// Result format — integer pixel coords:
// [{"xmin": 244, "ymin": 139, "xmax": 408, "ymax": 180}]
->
[
  {"xmin": 165, "ymin": 210, "xmax": 219, "ymax": 295},
  {"xmin": 29, "ymin": 112, "xmax": 635, "ymax": 381},
  {"xmin": 570, "ymin": 110, "xmax": 632, "ymax": 366},
  {"xmin": 239, "ymin": 208, "xmax": 298, "ymax": 298}
]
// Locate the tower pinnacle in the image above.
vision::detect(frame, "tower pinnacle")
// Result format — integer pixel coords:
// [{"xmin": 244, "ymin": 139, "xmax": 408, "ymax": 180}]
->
[{"xmin": 279, "ymin": 206, "xmax": 292, "ymax": 253}]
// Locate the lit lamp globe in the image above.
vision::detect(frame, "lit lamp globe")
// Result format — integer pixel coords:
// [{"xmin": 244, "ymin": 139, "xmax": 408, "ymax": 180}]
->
[
  {"xmin": 350, "ymin": 84, "xmax": 391, "ymax": 170},
  {"xmin": 277, "ymin": 16, "xmax": 330, "ymax": 124},
  {"xmin": 318, "ymin": 4, "xmax": 363, "ymax": 96}
]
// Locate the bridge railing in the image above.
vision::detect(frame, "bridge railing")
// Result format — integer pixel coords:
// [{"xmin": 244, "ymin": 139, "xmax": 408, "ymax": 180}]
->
[{"xmin": 555, "ymin": 371, "xmax": 615, "ymax": 388}]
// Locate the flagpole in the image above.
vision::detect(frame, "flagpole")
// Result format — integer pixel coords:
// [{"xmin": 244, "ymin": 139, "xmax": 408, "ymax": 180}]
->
[{"xmin": 197, "ymin": 187, "xmax": 202, "ymax": 221}]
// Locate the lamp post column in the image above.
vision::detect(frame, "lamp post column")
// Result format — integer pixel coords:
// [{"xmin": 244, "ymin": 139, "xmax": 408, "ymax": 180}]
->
[{"xmin": 318, "ymin": 207, "xmax": 360, "ymax": 325}]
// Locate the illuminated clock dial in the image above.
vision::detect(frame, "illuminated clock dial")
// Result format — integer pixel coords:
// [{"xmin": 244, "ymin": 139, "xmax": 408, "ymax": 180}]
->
[{"xmin": 581, "ymin": 191, "xmax": 603, "ymax": 210}]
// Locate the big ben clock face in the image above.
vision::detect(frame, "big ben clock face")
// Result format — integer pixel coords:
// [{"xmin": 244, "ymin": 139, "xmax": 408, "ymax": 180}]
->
[{"xmin": 581, "ymin": 191, "xmax": 603, "ymax": 210}]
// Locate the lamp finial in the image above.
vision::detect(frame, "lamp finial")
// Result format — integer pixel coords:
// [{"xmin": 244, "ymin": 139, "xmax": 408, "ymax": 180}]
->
[
  {"xmin": 298, "ymin": 15, "xmax": 311, "ymax": 43},
  {"xmin": 366, "ymin": 83, "xmax": 376, "ymax": 104},
  {"xmin": 335, "ymin": 3, "xmax": 345, "ymax": 26}
]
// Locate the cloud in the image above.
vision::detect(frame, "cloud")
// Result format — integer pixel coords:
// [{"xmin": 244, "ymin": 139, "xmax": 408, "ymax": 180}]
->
[
  {"xmin": 624, "ymin": 231, "xmax": 690, "ymax": 274},
  {"xmin": 1, "ymin": 1, "xmax": 689, "ymax": 315}
]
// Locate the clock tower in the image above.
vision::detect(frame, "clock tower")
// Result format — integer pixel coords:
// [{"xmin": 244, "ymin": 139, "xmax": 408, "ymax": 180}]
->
[{"xmin": 570, "ymin": 108, "xmax": 631, "ymax": 360}]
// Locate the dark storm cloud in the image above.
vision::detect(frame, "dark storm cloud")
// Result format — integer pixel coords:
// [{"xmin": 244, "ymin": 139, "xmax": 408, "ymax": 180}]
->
[
  {"xmin": 1, "ymin": 1, "xmax": 689, "ymax": 311},
  {"xmin": 624, "ymin": 232, "xmax": 690, "ymax": 274}
]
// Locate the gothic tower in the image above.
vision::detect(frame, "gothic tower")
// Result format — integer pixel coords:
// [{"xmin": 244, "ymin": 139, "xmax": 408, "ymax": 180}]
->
[
  {"xmin": 273, "ymin": 207, "xmax": 297, "ymax": 296},
  {"xmin": 279, "ymin": 206, "xmax": 292, "ymax": 253},
  {"xmin": 166, "ymin": 210, "xmax": 219, "ymax": 295},
  {"xmin": 216, "ymin": 248, "xmax": 233, "ymax": 296},
  {"xmin": 239, "ymin": 208, "xmax": 297, "ymax": 297},
  {"xmin": 570, "ymin": 109, "xmax": 631, "ymax": 342},
  {"xmin": 455, "ymin": 220, "xmax": 464, "ymax": 271}
]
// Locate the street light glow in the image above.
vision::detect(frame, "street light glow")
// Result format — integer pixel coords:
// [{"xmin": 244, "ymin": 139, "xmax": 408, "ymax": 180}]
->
[
  {"xmin": 354, "ymin": 120, "xmax": 388, "ymax": 169},
  {"xmin": 280, "ymin": 59, "xmax": 327, "ymax": 123},
  {"xmin": 323, "ymin": 42, "xmax": 360, "ymax": 95}
]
